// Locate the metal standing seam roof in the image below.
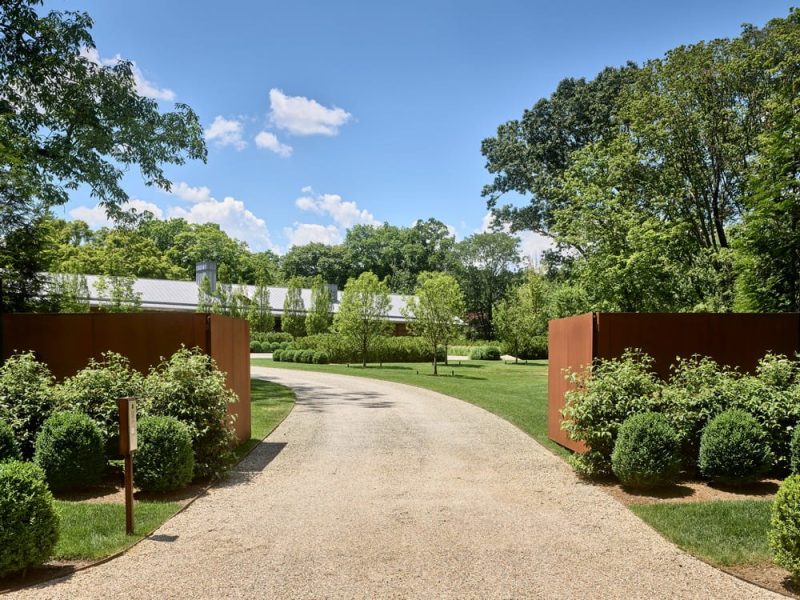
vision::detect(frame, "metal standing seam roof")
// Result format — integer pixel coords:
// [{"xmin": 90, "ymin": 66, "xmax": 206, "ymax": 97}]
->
[{"xmin": 82, "ymin": 275, "xmax": 412, "ymax": 322}]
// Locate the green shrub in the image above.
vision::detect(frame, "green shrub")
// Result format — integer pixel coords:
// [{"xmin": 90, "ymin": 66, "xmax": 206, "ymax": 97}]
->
[
  {"xmin": 252, "ymin": 332, "xmax": 293, "ymax": 344},
  {"xmin": 0, "ymin": 420, "xmax": 21, "ymax": 463},
  {"xmin": 611, "ymin": 412, "xmax": 681, "ymax": 488},
  {"xmin": 0, "ymin": 352, "xmax": 55, "ymax": 458},
  {"xmin": 34, "ymin": 411, "xmax": 106, "ymax": 491},
  {"xmin": 281, "ymin": 349, "xmax": 296, "ymax": 362},
  {"xmin": 55, "ymin": 352, "xmax": 144, "ymax": 458},
  {"xmin": 469, "ymin": 346, "xmax": 501, "ymax": 360},
  {"xmin": 272, "ymin": 349, "xmax": 283, "ymax": 362},
  {"xmin": 134, "ymin": 416, "xmax": 194, "ymax": 492},
  {"xmin": 698, "ymin": 409, "xmax": 773, "ymax": 484},
  {"xmin": 770, "ymin": 475, "xmax": 800, "ymax": 581},
  {"xmin": 144, "ymin": 347, "xmax": 236, "ymax": 479},
  {"xmin": 562, "ymin": 350, "xmax": 661, "ymax": 478},
  {"xmin": 660, "ymin": 356, "xmax": 740, "ymax": 470},
  {"xmin": 792, "ymin": 427, "xmax": 800, "ymax": 475},
  {"xmin": 299, "ymin": 349, "xmax": 314, "ymax": 364},
  {"xmin": 313, "ymin": 351, "xmax": 329, "ymax": 365},
  {"xmin": 249, "ymin": 340, "xmax": 259, "ymax": 352},
  {"xmin": 0, "ymin": 461, "xmax": 59, "ymax": 577},
  {"xmin": 293, "ymin": 334, "xmax": 444, "ymax": 364}
]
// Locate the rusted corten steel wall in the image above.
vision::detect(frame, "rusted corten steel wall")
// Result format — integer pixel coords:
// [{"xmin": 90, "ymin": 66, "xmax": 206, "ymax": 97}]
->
[
  {"xmin": 1, "ymin": 312, "xmax": 251, "ymax": 442},
  {"xmin": 548, "ymin": 312, "xmax": 800, "ymax": 453}
]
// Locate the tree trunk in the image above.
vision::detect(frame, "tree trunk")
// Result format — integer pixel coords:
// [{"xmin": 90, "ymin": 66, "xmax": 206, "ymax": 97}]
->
[{"xmin": 433, "ymin": 353, "xmax": 438, "ymax": 376}]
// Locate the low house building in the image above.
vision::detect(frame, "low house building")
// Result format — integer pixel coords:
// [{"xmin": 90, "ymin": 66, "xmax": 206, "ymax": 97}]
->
[{"xmin": 82, "ymin": 262, "xmax": 412, "ymax": 335}]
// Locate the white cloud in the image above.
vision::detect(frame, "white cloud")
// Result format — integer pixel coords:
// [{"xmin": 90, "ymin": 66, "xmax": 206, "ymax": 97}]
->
[
  {"xmin": 295, "ymin": 191, "xmax": 379, "ymax": 229},
  {"xmin": 204, "ymin": 116, "xmax": 246, "ymax": 150},
  {"xmin": 269, "ymin": 89, "xmax": 352, "ymax": 136},
  {"xmin": 169, "ymin": 197, "xmax": 274, "ymax": 252},
  {"xmin": 477, "ymin": 211, "xmax": 553, "ymax": 263},
  {"xmin": 80, "ymin": 47, "xmax": 175, "ymax": 101},
  {"xmin": 69, "ymin": 199, "xmax": 164, "ymax": 228},
  {"xmin": 254, "ymin": 131, "xmax": 293, "ymax": 157},
  {"xmin": 169, "ymin": 181, "xmax": 212, "ymax": 203},
  {"xmin": 283, "ymin": 223, "xmax": 342, "ymax": 248}
]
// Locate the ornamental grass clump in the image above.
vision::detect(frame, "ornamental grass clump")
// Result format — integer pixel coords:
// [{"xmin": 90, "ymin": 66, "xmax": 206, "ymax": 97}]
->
[
  {"xmin": 135, "ymin": 416, "xmax": 194, "ymax": 492},
  {"xmin": 144, "ymin": 347, "xmax": 236, "ymax": 479},
  {"xmin": 34, "ymin": 411, "xmax": 106, "ymax": 492},
  {"xmin": 611, "ymin": 412, "xmax": 681, "ymax": 488},
  {"xmin": 0, "ymin": 352, "xmax": 55, "ymax": 459},
  {"xmin": 562, "ymin": 350, "xmax": 661, "ymax": 478},
  {"xmin": 0, "ymin": 461, "xmax": 59, "ymax": 577},
  {"xmin": 0, "ymin": 420, "xmax": 21, "ymax": 463},
  {"xmin": 698, "ymin": 409, "xmax": 773, "ymax": 484},
  {"xmin": 770, "ymin": 475, "xmax": 800, "ymax": 582},
  {"xmin": 55, "ymin": 352, "xmax": 144, "ymax": 458}
]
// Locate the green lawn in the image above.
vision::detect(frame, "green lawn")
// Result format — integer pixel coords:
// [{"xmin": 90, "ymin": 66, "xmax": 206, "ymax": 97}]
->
[
  {"xmin": 234, "ymin": 378, "xmax": 296, "ymax": 459},
  {"xmin": 252, "ymin": 357, "xmax": 567, "ymax": 458},
  {"xmin": 631, "ymin": 500, "xmax": 773, "ymax": 566},
  {"xmin": 53, "ymin": 500, "xmax": 182, "ymax": 560}
]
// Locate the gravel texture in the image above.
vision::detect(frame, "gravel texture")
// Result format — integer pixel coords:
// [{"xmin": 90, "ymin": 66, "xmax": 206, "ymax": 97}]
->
[{"xmin": 11, "ymin": 367, "xmax": 779, "ymax": 599}]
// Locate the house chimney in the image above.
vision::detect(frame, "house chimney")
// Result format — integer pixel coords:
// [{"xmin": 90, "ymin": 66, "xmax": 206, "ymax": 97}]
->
[{"xmin": 196, "ymin": 261, "xmax": 217, "ymax": 292}]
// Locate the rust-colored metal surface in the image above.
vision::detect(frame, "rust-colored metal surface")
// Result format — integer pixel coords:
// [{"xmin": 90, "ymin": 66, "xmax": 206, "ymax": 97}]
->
[
  {"xmin": 209, "ymin": 314, "xmax": 251, "ymax": 442},
  {"xmin": 547, "ymin": 313, "xmax": 594, "ymax": 452},
  {"xmin": 548, "ymin": 312, "xmax": 800, "ymax": 452},
  {"xmin": 1, "ymin": 312, "xmax": 251, "ymax": 442}
]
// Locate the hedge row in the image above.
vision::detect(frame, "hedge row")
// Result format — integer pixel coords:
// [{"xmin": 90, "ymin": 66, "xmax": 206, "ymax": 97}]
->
[
  {"xmin": 249, "ymin": 340, "xmax": 293, "ymax": 353},
  {"xmin": 273, "ymin": 349, "xmax": 329, "ymax": 364},
  {"xmin": 251, "ymin": 331, "xmax": 293, "ymax": 344},
  {"xmin": 563, "ymin": 351, "xmax": 800, "ymax": 479},
  {"xmin": 291, "ymin": 334, "xmax": 445, "ymax": 364}
]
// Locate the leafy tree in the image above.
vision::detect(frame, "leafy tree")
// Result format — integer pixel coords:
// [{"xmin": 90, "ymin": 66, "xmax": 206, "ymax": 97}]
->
[
  {"xmin": 402, "ymin": 272, "xmax": 465, "ymax": 375},
  {"xmin": 494, "ymin": 272, "xmax": 548, "ymax": 363},
  {"xmin": 455, "ymin": 232, "xmax": 520, "ymax": 338},
  {"xmin": 247, "ymin": 278, "xmax": 274, "ymax": 333},
  {"xmin": 0, "ymin": 0, "xmax": 205, "ymax": 309},
  {"xmin": 734, "ymin": 9, "xmax": 800, "ymax": 312},
  {"xmin": 334, "ymin": 272, "xmax": 391, "ymax": 367},
  {"xmin": 94, "ymin": 275, "xmax": 141, "ymax": 312},
  {"xmin": 281, "ymin": 277, "xmax": 306, "ymax": 337},
  {"xmin": 48, "ymin": 273, "xmax": 89, "ymax": 313},
  {"xmin": 281, "ymin": 243, "xmax": 347, "ymax": 286},
  {"xmin": 305, "ymin": 276, "xmax": 333, "ymax": 335}
]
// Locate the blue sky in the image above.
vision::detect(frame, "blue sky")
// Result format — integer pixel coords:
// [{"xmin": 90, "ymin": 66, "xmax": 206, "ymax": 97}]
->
[{"xmin": 54, "ymin": 0, "xmax": 796, "ymax": 256}]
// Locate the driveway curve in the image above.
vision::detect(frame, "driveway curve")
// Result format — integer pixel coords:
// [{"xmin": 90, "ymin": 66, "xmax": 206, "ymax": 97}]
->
[{"xmin": 12, "ymin": 367, "xmax": 778, "ymax": 599}]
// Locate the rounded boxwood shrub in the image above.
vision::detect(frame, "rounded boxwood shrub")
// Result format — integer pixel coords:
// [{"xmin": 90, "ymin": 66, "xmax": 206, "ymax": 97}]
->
[
  {"xmin": 0, "ymin": 352, "xmax": 55, "ymax": 459},
  {"xmin": 144, "ymin": 348, "xmax": 236, "ymax": 479},
  {"xmin": 469, "ymin": 346, "xmax": 500, "ymax": 361},
  {"xmin": 249, "ymin": 340, "xmax": 259, "ymax": 352},
  {"xmin": 34, "ymin": 411, "xmax": 106, "ymax": 491},
  {"xmin": 0, "ymin": 461, "xmax": 59, "ymax": 577},
  {"xmin": 135, "ymin": 416, "xmax": 194, "ymax": 492},
  {"xmin": 313, "ymin": 351, "xmax": 329, "ymax": 365},
  {"xmin": 283, "ymin": 350, "xmax": 297, "ymax": 363},
  {"xmin": 698, "ymin": 409, "xmax": 773, "ymax": 484},
  {"xmin": 55, "ymin": 352, "xmax": 144, "ymax": 458},
  {"xmin": 0, "ymin": 420, "xmax": 21, "ymax": 463},
  {"xmin": 299, "ymin": 350, "xmax": 314, "ymax": 364},
  {"xmin": 611, "ymin": 412, "xmax": 681, "ymax": 488},
  {"xmin": 770, "ymin": 475, "xmax": 800, "ymax": 581},
  {"xmin": 272, "ymin": 349, "xmax": 283, "ymax": 362}
]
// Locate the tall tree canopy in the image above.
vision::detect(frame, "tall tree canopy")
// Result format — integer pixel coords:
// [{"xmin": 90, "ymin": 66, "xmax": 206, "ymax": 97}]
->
[{"xmin": 0, "ymin": 0, "xmax": 205, "ymax": 309}]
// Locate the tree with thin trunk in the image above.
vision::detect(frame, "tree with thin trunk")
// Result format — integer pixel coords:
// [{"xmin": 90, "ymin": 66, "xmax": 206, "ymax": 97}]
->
[
  {"xmin": 247, "ymin": 278, "xmax": 274, "ymax": 333},
  {"xmin": 494, "ymin": 272, "xmax": 547, "ymax": 363},
  {"xmin": 305, "ymin": 276, "xmax": 333, "ymax": 335},
  {"xmin": 334, "ymin": 272, "xmax": 391, "ymax": 367},
  {"xmin": 282, "ymin": 277, "xmax": 306, "ymax": 337},
  {"xmin": 403, "ymin": 272, "xmax": 465, "ymax": 375}
]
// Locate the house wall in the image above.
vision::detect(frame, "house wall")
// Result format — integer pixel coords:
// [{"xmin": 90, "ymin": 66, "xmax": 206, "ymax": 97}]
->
[
  {"xmin": 548, "ymin": 312, "xmax": 800, "ymax": 453},
  {"xmin": 1, "ymin": 312, "xmax": 251, "ymax": 442}
]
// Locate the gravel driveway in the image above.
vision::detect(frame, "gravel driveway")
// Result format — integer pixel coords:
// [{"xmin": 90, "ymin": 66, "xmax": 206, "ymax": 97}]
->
[{"xmin": 12, "ymin": 367, "xmax": 778, "ymax": 599}]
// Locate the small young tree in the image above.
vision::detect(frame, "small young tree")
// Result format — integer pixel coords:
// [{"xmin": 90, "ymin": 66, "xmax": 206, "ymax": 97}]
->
[
  {"xmin": 247, "ymin": 279, "xmax": 274, "ymax": 333},
  {"xmin": 197, "ymin": 275, "xmax": 213, "ymax": 313},
  {"xmin": 494, "ymin": 272, "xmax": 548, "ymax": 363},
  {"xmin": 282, "ymin": 277, "xmax": 306, "ymax": 337},
  {"xmin": 334, "ymin": 272, "xmax": 391, "ymax": 367},
  {"xmin": 95, "ymin": 275, "xmax": 141, "ymax": 312},
  {"xmin": 305, "ymin": 276, "xmax": 333, "ymax": 335},
  {"xmin": 403, "ymin": 272, "xmax": 465, "ymax": 375},
  {"xmin": 49, "ymin": 273, "xmax": 90, "ymax": 313}
]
